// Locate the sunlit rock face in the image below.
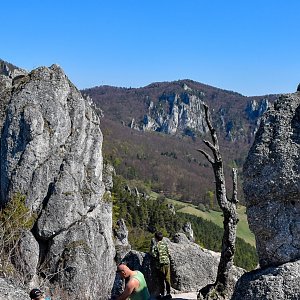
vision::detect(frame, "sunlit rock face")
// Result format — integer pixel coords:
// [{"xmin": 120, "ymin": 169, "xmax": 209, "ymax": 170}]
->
[
  {"xmin": 0, "ymin": 61, "xmax": 115, "ymax": 299},
  {"xmin": 232, "ymin": 260, "xmax": 300, "ymax": 300},
  {"xmin": 142, "ymin": 93, "xmax": 208, "ymax": 137},
  {"xmin": 243, "ymin": 92, "xmax": 300, "ymax": 267}
]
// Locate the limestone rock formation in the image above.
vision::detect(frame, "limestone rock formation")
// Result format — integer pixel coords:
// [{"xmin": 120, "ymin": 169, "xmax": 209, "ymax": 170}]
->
[
  {"xmin": 103, "ymin": 162, "xmax": 116, "ymax": 191},
  {"xmin": 114, "ymin": 219, "xmax": 129, "ymax": 247},
  {"xmin": 182, "ymin": 222, "xmax": 195, "ymax": 242},
  {"xmin": 14, "ymin": 231, "xmax": 39, "ymax": 284},
  {"xmin": 245, "ymin": 98, "xmax": 269, "ymax": 121},
  {"xmin": 0, "ymin": 60, "xmax": 27, "ymax": 132},
  {"xmin": 114, "ymin": 218, "xmax": 131, "ymax": 264},
  {"xmin": 243, "ymin": 92, "xmax": 300, "ymax": 267},
  {"xmin": 142, "ymin": 92, "xmax": 208, "ymax": 136},
  {"xmin": 0, "ymin": 62, "xmax": 115, "ymax": 299},
  {"xmin": 232, "ymin": 260, "xmax": 300, "ymax": 300},
  {"xmin": 245, "ymin": 98, "xmax": 269, "ymax": 137},
  {"xmin": 167, "ymin": 203, "xmax": 176, "ymax": 215}
]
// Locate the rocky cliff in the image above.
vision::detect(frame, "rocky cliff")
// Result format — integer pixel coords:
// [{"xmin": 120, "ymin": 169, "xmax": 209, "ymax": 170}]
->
[
  {"xmin": 243, "ymin": 92, "xmax": 300, "ymax": 267},
  {"xmin": 142, "ymin": 91, "xmax": 208, "ymax": 136},
  {"xmin": 233, "ymin": 90, "xmax": 300, "ymax": 299},
  {"xmin": 0, "ymin": 60, "xmax": 115, "ymax": 299},
  {"xmin": 84, "ymin": 81, "xmax": 276, "ymax": 143}
]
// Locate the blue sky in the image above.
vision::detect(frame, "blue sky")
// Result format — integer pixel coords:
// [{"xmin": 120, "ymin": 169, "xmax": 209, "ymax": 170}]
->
[{"xmin": 2, "ymin": 0, "xmax": 299, "ymax": 96}]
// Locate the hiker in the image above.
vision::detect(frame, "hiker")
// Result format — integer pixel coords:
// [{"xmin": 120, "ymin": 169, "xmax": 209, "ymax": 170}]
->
[
  {"xmin": 114, "ymin": 264, "xmax": 150, "ymax": 300},
  {"xmin": 29, "ymin": 289, "xmax": 49, "ymax": 300},
  {"xmin": 150, "ymin": 231, "xmax": 172, "ymax": 299}
]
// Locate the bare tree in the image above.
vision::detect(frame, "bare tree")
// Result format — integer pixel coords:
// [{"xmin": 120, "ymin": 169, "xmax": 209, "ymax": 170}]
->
[{"xmin": 197, "ymin": 104, "xmax": 239, "ymax": 300}]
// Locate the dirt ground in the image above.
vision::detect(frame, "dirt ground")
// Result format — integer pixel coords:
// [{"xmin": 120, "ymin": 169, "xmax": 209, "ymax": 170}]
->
[{"xmin": 171, "ymin": 292, "xmax": 198, "ymax": 299}]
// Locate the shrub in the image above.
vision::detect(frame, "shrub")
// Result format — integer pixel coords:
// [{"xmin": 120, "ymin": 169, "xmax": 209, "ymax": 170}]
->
[
  {"xmin": 0, "ymin": 193, "xmax": 36, "ymax": 278},
  {"xmin": 198, "ymin": 203, "xmax": 207, "ymax": 212}
]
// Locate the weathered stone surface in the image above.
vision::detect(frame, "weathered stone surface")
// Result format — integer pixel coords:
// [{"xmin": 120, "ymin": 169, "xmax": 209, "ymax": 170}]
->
[
  {"xmin": 14, "ymin": 231, "xmax": 39, "ymax": 284},
  {"xmin": 103, "ymin": 162, "xmax": 116, "ymax": 191},
  {"xmin": 167, "ymin": 237, "xmax": 218, "ymax": 292},
  {"xmin": 243, "ymin": 92, "xmax": 300, "ymax": 267},
  {"xmin": 43, "ymin": 203, "xmax": 114, "ymax": 299},
  {"xmin": 114, "ymin": 218, "xmax": 129, "ymax": 247},
  {"xmin": 232, "ymin": 260, "xmax": 300, "ymax": 300},
  {"xmin": 0, "ymin": 60, "xmax": 27, "ymax": 133},
  {"xmin": 0, "ymin": 63, "xmax": 115, "ymax": 299},
  {"xmin": 0, "ymin": 278, "xmax": 28, "ymax": 300},
  {"xmin": 182, "ymin": 222, "xmax": 195, "ymax": 242}
]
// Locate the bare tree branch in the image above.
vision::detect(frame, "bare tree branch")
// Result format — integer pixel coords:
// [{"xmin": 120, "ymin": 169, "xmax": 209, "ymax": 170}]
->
[
  {"xmin": 197, "ymin": 104, "xmax": 239, "ymax": 300},
  {"xmin": 203, "ymin": 104, "xmax": 219, "ymax": 148},
  {"xmin": 231, "ymin": 168, "xmax": 238, "ymax": 204},
  {"xmin": 197, "ymin": 149, "xmax": 214, "ymax": 165},
  {"xmin": 202, "ymin": 140, "xmax": 216, "ymax": 153}
]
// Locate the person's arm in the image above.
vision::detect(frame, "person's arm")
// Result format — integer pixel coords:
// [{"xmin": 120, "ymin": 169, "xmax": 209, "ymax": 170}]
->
[{"xmin": 116, "ymin": 278, "xmax": 138, "ymax": 300}]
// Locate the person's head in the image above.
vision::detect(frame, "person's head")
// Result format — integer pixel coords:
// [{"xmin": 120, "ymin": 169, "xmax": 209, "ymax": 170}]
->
[
  {"xmin": 155, "ymin": 231, "xmax": 163, "ymax": 241},
  {"xmin": 116, "ymin": 263, "xmax": 133, "ymax": 279},
  {"xmin": 29, "ymin": 289, "xmax": 45, "ymax": 300}
]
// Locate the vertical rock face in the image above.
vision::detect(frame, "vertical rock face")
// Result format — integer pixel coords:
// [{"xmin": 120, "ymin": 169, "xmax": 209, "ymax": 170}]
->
[
  {"xmin": 142, "ymin": 92, "xmax": 208, "ymax": 136},
  {"xmin": 245, "ymin": 98, "xmax": 269, "ymax": 121},
  {"xmin": 243, "ymin": 92, "xmax": 300, "ymax": 267},
  {"xmin": 0, "ymin": 62, "xmax": 115, "ymax": 299}
]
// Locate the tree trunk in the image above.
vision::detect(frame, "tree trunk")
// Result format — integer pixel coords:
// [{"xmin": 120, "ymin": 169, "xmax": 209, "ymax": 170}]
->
[{"xmin": 197, "ymin": 104, "xmax": 238, "ymax": 300}]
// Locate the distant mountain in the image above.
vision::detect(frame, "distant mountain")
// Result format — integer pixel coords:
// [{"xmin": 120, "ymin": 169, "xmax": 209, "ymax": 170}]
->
[
  {"xmin": 0, "ymin": 58, "xmax": 27, "ymax": 77},
  {"xmin": 82, "ymin": 80, "xmax": 279, "ymax": 204},
  {"xmin": 83, "ymin": 80, "xmax": 278, "ymax": 142}
]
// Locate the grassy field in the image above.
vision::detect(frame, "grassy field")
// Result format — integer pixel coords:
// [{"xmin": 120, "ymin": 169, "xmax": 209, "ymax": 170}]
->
[{"xmin": 151, "ymin": 192, "xmax": 255, "ymax": 247}]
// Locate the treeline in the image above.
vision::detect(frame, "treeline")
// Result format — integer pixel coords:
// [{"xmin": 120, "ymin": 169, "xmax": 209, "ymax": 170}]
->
[
  {"xmin": 177, "ymin": 213, "xmax": 258, "ymax": 271},
  {"xmin": 113, "ymin": 175, "xmax": 181, "ymax": 235},
  {"xmin": 111, "ymin": 175, "xmax": 258, "ymax": 271}
]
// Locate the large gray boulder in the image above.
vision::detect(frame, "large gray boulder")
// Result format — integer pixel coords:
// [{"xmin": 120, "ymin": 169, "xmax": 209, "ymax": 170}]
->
[
  {"xmin": 232, "ymin": 260, "xmax": 300, "ymax": 300},
  {"xmin": 243, "ymin": 92, "xmax": 300, "ymax": 267},
  {"xmin": 14, "ymin": 231, "xmax": 39, "ymax": 284},
  {"xmin": 167, "ymin": 234, "xmax": 218, "ymax": 292},
  {"xmin": 0, "ymin": 62, "xmax": 115, "ymax": 299}
]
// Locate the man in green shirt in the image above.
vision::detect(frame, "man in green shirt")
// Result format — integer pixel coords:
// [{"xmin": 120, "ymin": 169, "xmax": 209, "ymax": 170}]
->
[{"xmin": 115, "ymin": 264, "xmax": 150, "ymax": 300}]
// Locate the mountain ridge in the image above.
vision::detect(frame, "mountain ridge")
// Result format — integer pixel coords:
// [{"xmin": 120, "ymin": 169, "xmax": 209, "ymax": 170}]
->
[{"xmin": 82, "ymin": 79, "xmax": 279, "ymax": 203}]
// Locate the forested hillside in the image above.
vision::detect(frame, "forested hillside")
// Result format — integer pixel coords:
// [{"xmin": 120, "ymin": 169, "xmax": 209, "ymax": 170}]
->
[
  {"xmin": 103, "ymin": 118, "xmax": 243, "ymax": 205},
  {"xmin": 112, "ymin": 175, "xmax": 258, "ymax": 271},
  {"xmin": 84, "ymin": 80, "xmax": 278, "ymax": 205}
]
